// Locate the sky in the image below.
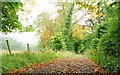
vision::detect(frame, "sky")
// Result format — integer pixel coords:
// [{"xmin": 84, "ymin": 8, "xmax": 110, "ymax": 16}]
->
[
  {"xmin": 18, "ymin": 0, "xmax": 57, "ymax": 27},
  {"xmin": 18, "ymin": 0, "xmax": 94, "ymax": 27}
]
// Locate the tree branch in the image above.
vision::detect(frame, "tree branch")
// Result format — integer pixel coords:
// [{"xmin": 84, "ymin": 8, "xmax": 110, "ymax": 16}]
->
[{"xmin": 72, "ymin": 11, "xmax": 88, "ymax": 25}]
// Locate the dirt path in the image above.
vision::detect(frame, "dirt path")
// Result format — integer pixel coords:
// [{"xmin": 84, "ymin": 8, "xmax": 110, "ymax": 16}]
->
[
  {"xmin": 14, "ymin": 55, "xmax": 104, "ymax": 74},
  {"xmin": 2, "ymin": 55, "xmax": 104, "ymax": 75}
]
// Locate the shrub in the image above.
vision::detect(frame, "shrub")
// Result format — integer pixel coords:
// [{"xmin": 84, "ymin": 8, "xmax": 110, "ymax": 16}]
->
[
  {"xmin": 84, "ymin": 50, "xmax": 120, "ymax": 73},
  {"xmin": 50, "ymin": 32, "xmax": 66, "ymax": 51},
  {"xmin": 98, "ymin": 2, "xmax": 120, "ymax": 57}
]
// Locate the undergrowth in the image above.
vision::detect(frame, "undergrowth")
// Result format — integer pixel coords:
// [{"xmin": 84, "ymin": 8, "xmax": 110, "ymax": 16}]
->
[
  {"xmin": 1, "ymin": 50, "xmax": 74, "ymax": 73},
  {"xmin": 84, "ymin": 50, "xmax": 120, "ymax": 73}
]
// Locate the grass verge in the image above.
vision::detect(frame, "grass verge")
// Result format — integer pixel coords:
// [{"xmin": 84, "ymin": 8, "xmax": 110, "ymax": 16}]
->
[
  {"xmin": 1, "ymin": 50, "xmax": 75, "ymax": 73},
  {"xmin": 84, "ymin": 50, "xmax": 120, "ymax": 73}
]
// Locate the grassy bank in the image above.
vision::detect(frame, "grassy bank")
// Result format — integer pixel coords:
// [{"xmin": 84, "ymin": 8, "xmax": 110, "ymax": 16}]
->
[
  {"xmin": 84, "ymin": 50, "xmax": 120, "ymax": 73},
  {"xmin": 1, "ymin": 50, "xmax": 75, "ymax": 73}
]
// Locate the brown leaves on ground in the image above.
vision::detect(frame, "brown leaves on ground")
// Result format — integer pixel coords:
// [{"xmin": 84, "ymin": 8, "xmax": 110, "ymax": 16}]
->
[{"xmin": 9, "ymin": 55, "xmax": 105, "ymax": 74}]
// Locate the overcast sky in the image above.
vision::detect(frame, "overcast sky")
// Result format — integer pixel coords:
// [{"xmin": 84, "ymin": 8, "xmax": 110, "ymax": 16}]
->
[
  {"xmin": 18, "ymin": 0, "xmax": 92, "ymax": 27},
  {"xmin": 18, "ymin": 0, "xmax": 57, "ymax": 27}
]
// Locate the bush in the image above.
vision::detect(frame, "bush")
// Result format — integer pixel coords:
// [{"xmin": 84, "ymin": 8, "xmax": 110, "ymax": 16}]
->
[
  {"xmin": 50, "ymin": 32, "xmax": 66, "ymax": 51},
  {"xmin": 84, "ymin": 2, "xmax": 120, "ymax": 73},
  {"xmin": 84, "ymin": 50, "xmax": 120, "ymax": 73},
  {"xmin": 98, "ymin": 2, "xmax": 120, "ymax": 57}
]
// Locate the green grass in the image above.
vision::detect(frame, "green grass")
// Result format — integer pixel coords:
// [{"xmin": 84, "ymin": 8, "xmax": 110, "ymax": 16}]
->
[
  {"xmin": 1, "ymin": 50, "xmax": 75, "ymax": 73},
  {"xmin": 84, "ymin": 50, "xmax": 120, "ymax": 73}
]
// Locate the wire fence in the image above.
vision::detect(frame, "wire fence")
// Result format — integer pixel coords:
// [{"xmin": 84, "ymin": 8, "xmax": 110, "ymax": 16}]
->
[{"xmin": 1, "ymin": 39, "xmax": 40, "ymax": 55}]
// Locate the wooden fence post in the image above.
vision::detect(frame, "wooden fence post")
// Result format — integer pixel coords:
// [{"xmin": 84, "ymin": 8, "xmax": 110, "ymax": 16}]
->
[
  {"xmin": 27, "ymin": 43, "xmax": 30, "ymax": 52},
  {"xmin": 6, "ymin": 40, "xmax": 11, "ymax": 54}
]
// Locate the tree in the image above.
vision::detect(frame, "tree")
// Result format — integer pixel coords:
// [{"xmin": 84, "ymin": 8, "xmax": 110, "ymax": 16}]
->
[
  {"xmin": 1, "ymin": 2, "xmax": 23, "ymax": 32},
  {"xmin": 34, "ymin": 12, "xmax": 55, "ymax": 49},
  {"xmin": 52, "ymin": 1, "xmax": 75, "ymax": 51},
  {"xmin": 98, "ymin": 2, "xmax": 120, "ymax": 56},
  {"xmin": 74, "ymin": 1, "xmax": 106, "ymax": 50},
  {"xmin": 50, "ymin": 32, "xmax": 66, "ymax": 51},
  {"xmin": 22, "ymin": 25, "xmax": 34, "ymax": 32},
  {"xmin": 54, "ymin": 1, "xmax": 71, "ymax": 32}
]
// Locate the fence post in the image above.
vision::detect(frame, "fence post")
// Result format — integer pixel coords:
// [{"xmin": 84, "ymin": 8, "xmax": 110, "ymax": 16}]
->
[
  {"xmin": 6, "ymin": 40, "xmax": 11, "ymax": 54},
  {"xmin": 27, "ymin": 43, "xmax": 30, "ymax": 52}
]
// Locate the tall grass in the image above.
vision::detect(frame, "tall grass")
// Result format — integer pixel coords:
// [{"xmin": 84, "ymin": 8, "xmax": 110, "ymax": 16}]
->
[
  {"xmin": 84, "ymin": 50, "xmax": 120, "ymax": 73},
  {"xmin": 1, "ymin": 50, "xmax": 75, "ymax": 73}
]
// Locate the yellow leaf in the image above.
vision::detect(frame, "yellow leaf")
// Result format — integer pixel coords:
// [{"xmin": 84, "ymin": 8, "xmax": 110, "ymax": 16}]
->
[{"xmin": 96, "ymin": 12, "xmax": 103, "ymax": 17}]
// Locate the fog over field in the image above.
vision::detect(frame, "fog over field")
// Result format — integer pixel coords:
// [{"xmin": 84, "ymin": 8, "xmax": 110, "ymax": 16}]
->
[{"xmin": 0, "ymin": 32, "xmax": 39, "ymax": 51}]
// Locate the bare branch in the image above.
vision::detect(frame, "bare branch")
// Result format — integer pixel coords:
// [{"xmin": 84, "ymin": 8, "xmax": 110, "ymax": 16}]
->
[{"xmin": 72, "ymin": 11, "xmax": 88, "ymax": 25}]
